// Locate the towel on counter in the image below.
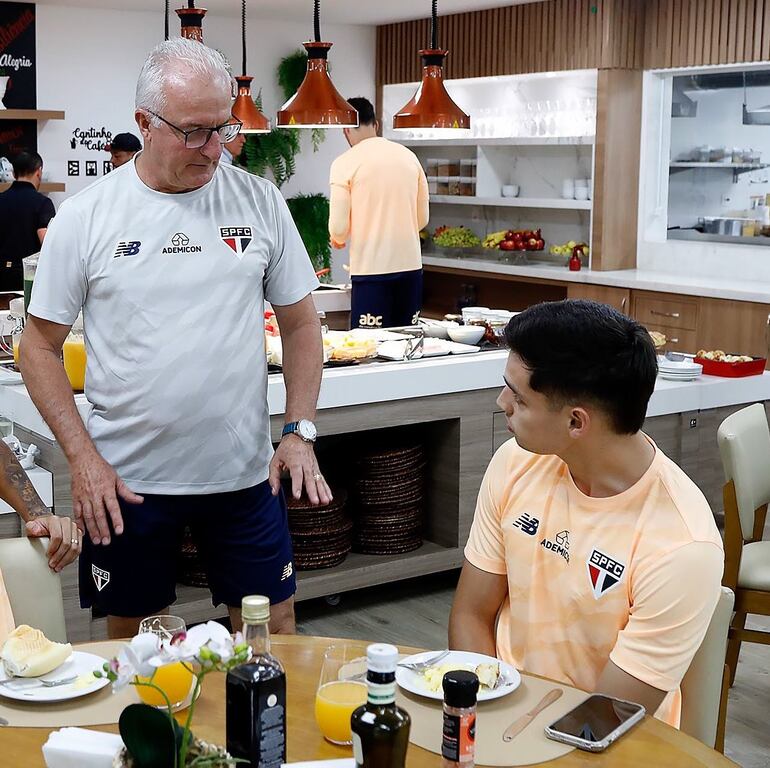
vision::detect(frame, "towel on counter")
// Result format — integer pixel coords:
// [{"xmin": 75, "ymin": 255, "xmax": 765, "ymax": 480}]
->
[{"xmin": 42, "ymin": 727, "xmax": 124, "ymax": 768}]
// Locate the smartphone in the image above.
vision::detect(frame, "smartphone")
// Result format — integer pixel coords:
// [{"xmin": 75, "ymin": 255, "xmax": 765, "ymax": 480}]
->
[{"xmin": 544, "ymin": 694, "xmax": 645, "ymax": 752}]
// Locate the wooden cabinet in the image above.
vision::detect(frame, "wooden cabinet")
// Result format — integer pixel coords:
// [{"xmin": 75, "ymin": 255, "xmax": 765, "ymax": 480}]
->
[
  {"xmin": 697, "ymin": 298, "xmax": 770, "ymax": 359},
  {"xmin": 633, "ymin": 292, "xmax": 698, "ymax": 331},
  {"xmin": 566, "ymin": 284, "xmax": 631, "ymax": 314}
]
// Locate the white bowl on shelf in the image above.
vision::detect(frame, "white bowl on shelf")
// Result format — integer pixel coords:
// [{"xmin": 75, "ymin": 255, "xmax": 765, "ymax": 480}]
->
[{"xmin": 448, "ymin": 325, "xmax": 486, "ymax": 345}]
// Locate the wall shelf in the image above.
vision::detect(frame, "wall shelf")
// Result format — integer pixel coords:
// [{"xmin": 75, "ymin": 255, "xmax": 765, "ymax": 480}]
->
[
  {"xmin": 0, "ymin": 182, "xmax": 65, "ymax": 193},
  {"xmin": 0, "ymin": 109, "xmax": 65, "ymax": 121},
  {"xmin": 669, "ymin": 161, "xmax": 769, "ymax": 181},
  {"xmin": 400, "ymin": 135, "xmax": 594, "ymax": 147},
  {"xmin": 430, "ymin": 194, "xmax": 592, "ymax": 210}
]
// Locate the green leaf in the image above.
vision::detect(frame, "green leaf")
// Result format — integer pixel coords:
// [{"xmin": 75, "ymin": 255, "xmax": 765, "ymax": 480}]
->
[
  {"xmin": 277, "ymin": 49, "xmax": 310, "ymax": 102},
  {"xmin": 119, "ymin": 703, "xmax": 180, "ymax": 768},
  {"xmin": 286, "ymin": 193, "xmax": 332, "ymax": 274}
]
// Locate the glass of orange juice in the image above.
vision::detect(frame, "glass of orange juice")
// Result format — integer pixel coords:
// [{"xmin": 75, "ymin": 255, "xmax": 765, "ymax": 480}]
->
[
  {"xmin": 135, "ymin": 615, "xmax": 195, "ymax": 711},
  {"xmin": 314, "ymin": 644, "xmax": 368, "ymax": 745},
  {"xmin": 62, "ymin": 333, "xmax": 86, "ymax": 391}
]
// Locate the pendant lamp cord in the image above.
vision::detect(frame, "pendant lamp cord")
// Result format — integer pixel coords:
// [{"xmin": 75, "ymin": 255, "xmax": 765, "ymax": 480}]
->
[
  {"xmin": 188, "ymin": 0, "xmax": 195, "ymax": 8},
  {"xmin": 164, "ymin": 0, "xmax": 169, "ymax": 40},
  {"xmin": 431, "ymin": 0, "xmax": 438, "ymax": 49},
  {"xmin": 314, "ymin": 0, "xmax": 321, "ymax": 43},
  {"xmin": 241, "ymin": 0, "xmax": 247, "ymax": 75}
]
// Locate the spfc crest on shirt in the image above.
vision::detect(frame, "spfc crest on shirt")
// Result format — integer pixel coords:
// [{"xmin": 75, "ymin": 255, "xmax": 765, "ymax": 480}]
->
[
  {"xmin": 219, "ymin": 226, "xmax": 252, "ymax": 257},
  {"xmin": 586, "ymin": 548, "xmax": 625, "ymax": 599}
]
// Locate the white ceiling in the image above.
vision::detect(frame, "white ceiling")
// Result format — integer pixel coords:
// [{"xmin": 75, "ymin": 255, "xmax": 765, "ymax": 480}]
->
[{"xmin": 30, "ymin": 0, "xmax": 542, "ymax": 25}]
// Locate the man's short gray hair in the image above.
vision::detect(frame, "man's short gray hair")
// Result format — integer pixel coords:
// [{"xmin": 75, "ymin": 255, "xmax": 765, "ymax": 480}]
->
[{"xmin": 136, "ymin": 38, "xmax": 234, "ymax": 124}]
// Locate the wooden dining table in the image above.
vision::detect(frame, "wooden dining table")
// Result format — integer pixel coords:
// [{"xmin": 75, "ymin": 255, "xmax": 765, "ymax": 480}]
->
[{"xmin": 4, "ymin": 634, "xmax": 737, "ymax": 767}]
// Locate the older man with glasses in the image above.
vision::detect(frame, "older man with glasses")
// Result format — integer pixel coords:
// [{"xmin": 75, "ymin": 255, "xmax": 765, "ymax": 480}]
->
[{"xmin": 19, "ymin": 38, "xmax": 329, "ymax": 638}]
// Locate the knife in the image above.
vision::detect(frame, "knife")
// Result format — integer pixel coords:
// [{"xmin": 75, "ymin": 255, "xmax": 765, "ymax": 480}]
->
[{"xmin": 503, "ymin": 688, "xmax": 563, "ymax": 742}]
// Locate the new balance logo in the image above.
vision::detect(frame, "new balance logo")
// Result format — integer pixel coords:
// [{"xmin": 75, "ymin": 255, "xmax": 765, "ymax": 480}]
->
[
  {"xmin": 92, "ymin": 564, "xmax": 110, "ymax": 592},
  {"xmin": 513, "ymin": 513, "xmax": 539, "ymax": 536},
  {"xmin": 280, "ymin": 562, "xmax": 294, "ymax": 581},
  {"xmin": 113, "ymin": 240, "xmax": 141, "ymax": 258}
]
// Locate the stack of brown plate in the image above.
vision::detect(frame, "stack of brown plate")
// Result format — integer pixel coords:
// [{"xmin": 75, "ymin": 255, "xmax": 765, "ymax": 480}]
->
[
  {"xmin": 353, "ymin": 444, "xmax": 425, "ymax": 555},
  {"xmin": 178, "ymin": 526, "xmax": 209, "ymax": 588},
  {"xmin": 286, "ymin": 489, "xmax": 352, "ymax": 570}
]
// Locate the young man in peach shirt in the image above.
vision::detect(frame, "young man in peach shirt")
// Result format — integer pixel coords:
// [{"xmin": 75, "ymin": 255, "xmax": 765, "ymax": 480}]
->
[
  {"xmin": 449, "ymin": 300, "xmax": 724, "ymax": 726},
  {"xmin": 329, "ymin": 97, "xmax": 429, "ymax": 329}
]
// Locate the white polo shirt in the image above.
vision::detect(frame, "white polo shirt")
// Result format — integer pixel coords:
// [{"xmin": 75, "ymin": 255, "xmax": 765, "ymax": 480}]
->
[{"xmin": 29, "ymin": 157, "xmax": 319, "ymax": 494}]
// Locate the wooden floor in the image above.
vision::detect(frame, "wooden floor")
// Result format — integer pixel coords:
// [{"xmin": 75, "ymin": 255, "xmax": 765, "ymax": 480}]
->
[{"xmin": 295, "ymin": 570, "xmax": 770, "ymax": 768}]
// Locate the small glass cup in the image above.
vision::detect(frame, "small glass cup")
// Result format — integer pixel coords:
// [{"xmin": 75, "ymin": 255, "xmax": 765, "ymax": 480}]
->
[
  {"xmin": 314, "ymin": 644, "xmax": 368, "ymax": 745},
  {"xmin": 135, "ymin": 615, "xmax": 195, "ymax": 711}
]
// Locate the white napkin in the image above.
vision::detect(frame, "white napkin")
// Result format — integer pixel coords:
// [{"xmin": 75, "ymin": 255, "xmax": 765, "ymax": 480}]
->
[
  {"xmin": 282, "ymin": 761, "xmax": 356, "ymax": 768},
  {"xmin": 42, "ymin": 727, "xmax": 124, "ymax": 768}
]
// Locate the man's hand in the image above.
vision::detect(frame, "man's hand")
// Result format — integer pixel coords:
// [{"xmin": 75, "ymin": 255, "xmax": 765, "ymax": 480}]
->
[
  {"xmin": 71, "ymin": 452, "xmax": 143, "ymax": 546},
  {"xmin": 268, "ymin": 435, "xmax": 332, "ymax": 506},
  {"xmin": 25, "ymin": 515, "xmax": 82, "ymax": 572}
]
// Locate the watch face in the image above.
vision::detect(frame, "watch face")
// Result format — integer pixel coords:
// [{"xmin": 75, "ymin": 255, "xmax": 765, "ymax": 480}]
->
[{"xmin": 298, "ymin": 420, "xmax": 317, "ymax": 441}]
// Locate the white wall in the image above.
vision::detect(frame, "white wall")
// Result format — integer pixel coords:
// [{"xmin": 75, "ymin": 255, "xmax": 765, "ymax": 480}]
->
[{"xmin": 34, "ymin": 5, "xmax": 375, "ymax": 282}]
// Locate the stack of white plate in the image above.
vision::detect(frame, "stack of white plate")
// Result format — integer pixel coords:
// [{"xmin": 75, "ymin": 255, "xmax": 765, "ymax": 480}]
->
[{"xmin": 657, "ymin": 356, "xmax": 703, "ymax": 381}]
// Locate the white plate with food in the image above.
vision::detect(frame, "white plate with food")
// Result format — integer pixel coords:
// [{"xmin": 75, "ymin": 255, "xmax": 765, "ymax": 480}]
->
[
  {"xmin": 396, "ymin": 650, "xmax": 521, "ymax": 701},
  {"xmin": 0, "ymin": 650, "xmax": 110, "ymax": 703}
]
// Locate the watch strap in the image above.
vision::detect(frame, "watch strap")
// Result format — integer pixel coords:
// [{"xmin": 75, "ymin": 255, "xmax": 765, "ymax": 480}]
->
[{"xmin": 282, "ymin": 421, "xmax": 300, "ymax": 438}]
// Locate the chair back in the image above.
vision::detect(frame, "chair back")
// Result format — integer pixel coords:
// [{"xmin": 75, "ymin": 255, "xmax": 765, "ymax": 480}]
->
[
  {"xmin": 680, "ymin": 587, "xmax": 734, "ymax": 749},
  {"xmin": 717, "ymin": 403, "xmax": 770, "ymax": 541},
  {"xmin": 0, "ymin": 537, "xmax": 67, "ymax": 643}
]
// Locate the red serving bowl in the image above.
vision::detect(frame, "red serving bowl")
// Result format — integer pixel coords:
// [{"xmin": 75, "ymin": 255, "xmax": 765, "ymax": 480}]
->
[{"xmin": 693, "ymin": 355, "xmax": 767, "ymax": 377}]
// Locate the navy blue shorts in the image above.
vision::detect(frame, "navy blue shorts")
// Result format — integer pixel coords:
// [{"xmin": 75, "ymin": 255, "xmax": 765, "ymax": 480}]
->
[
  {"xmin": 79, "ymin": 480, "xmax": 296, "ymax": 618},
  {"xmin": 351, "ymin": 269, "xmax": 423, "ymax": 328}
]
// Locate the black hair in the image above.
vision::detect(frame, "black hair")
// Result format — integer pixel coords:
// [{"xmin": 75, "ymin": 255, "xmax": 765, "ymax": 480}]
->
[
  {"xmin": 12, "ymin": 150, "xmax": 43, "ymax": 179},
  {"xmin": 110, "ymin": 132, "xmax": 142, "ymax": 152},
  {"xmin": 346, "ymin": 97, "xmax": 376, "ymax": 126},
  {"xmin": 503, "ymin": 299, "xmax": 658, "ymax": 434}
]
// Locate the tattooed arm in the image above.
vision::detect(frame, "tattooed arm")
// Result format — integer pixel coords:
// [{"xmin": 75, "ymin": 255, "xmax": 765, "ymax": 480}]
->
[{"xmin": 0, "ymin": 440, "xmax": 82, "ymax": 572}]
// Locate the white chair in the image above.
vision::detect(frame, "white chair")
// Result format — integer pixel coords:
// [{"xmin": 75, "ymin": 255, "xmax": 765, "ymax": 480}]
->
[
  {"xmin": 717, "ymin": 403, "xmax": 770, "ymax": 686},
  {"xmin": 0, "ymin": 537, "xmax": 67, "ymax": 642},
  {"xmin": 679, "ymin": 586, "xmax": 734, "ymax": 752}
]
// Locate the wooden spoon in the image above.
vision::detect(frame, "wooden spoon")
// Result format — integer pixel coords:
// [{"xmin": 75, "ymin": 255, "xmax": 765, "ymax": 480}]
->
[{"xmin": 502, "ymin": 688, "xmax": 563, "ymax": 742}]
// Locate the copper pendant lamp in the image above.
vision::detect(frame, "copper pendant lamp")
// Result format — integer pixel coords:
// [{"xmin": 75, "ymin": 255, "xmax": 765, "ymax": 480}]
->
[
  {"xmin": 276, "ymin": 0, "xmax": 358, "ymax": 129},
  {"xmin": 231, "ymin": 0, "xmax": 271, "ymax": 133},
  {"xmin": 393, "ymin": 0, "xmax": 470, "ymax": 133},
  {"xmin": 176, "ymin": 1, "xmax": 206, "ymax": 43}
]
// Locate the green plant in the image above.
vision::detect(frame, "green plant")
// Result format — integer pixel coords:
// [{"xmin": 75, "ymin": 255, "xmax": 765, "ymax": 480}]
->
[
  {"xmin": 95, "ymin": 623, "xmax": 250, "ymax": 767},
  {"xmin": 240, "ymin": 50, "xmax": 326, "ymax": 187},
  {"xmin": 286, "ymin": 193, "xmax": 331, "ymax": 278}
]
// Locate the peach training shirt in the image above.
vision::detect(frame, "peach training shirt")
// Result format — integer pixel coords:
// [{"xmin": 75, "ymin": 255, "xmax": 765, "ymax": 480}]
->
[
  {"xmin": 465, "ymin": 437, "xmax": 724, "ymax": 726},
  {"xmin": 329, "ymin": 137, "xmax": 429, "ymax": 276}
]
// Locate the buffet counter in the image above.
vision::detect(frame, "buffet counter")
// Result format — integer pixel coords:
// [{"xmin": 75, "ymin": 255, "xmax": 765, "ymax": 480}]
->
[
  {"xmin": 422, "ymin": 254, "xmax": 770, "ymax": 303},
  {"xmin": 2, "ymin": 355, "xmax": 768, "ymax": 643}
]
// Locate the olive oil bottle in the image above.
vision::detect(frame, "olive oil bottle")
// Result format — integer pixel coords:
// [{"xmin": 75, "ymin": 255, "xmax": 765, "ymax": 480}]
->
[{"xmin": 350, "ymin": 644, "xmax": 411, "ymax": 768}]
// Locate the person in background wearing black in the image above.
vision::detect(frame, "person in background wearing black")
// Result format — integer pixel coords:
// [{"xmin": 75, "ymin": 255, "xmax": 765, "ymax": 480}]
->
[
  {"xmin": 0, "ymin": 150, "xmax": 55, "ymax": 291},
  {"xmin": 108, "ymin": 132, "xmax": 142, "ymax": 169}
]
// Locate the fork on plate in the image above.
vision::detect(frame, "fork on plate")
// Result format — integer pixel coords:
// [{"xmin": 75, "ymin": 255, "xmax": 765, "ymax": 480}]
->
[
  {"xmin": 396, "ymin": 649, "xmax": 451, "ymax": 672},
  {"xmin": 0, "ymin": 674, "xmax": 77, "ymax": 688}
]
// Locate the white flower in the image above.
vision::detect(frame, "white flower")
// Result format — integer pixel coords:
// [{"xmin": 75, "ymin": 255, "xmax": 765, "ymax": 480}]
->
[
  {"xmin": 112, "ymin": 632, "xmax": 161, "ymax": 690},
  {"xmin": 149, "ymin": 621, "xmax": 235, "ymax": 667}
]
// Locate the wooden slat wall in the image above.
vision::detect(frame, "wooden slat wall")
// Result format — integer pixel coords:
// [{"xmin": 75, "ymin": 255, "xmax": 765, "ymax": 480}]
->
[
  {"xmin": 376, "ymin": 0, "xmax": 645, "ymax": 86},
  {"xmin": 644, "ymin": 0, "xmax": 770, "ymax": 68}
]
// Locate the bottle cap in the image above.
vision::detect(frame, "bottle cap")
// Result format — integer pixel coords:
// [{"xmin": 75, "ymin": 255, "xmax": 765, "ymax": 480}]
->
[
  {"xmin": 241, "ymin": 595, "xmax": 270, "ymax": 623},
  {"xmin": 443, "ymin": 670, "xmax": 479, "ymax": 708},
  {"xmin": 366, "ymin": 643, "xmax": 399, "ymax": 673}
]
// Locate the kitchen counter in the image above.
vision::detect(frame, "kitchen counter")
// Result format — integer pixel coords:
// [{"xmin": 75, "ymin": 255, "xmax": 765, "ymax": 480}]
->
[
  {"xmin": 422, "ymin": 254, "xmax": 770, "ymax": 303},
  {"xmin": 2, "ymin": 351, "xmax": 770, "ymax": 440}
]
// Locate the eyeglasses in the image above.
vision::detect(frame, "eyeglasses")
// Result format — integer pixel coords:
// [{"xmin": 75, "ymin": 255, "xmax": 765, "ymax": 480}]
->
[{"xmin": 145, "ymin": 110, "xmax": 243, "ymax": 148}]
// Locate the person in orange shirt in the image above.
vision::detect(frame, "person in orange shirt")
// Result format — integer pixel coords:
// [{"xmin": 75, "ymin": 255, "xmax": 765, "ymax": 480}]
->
[
  {"xmin": 449, "ymin": 300, "xmax": 724, "ymax": 727},
  {"xmin": 0, "ymin": 439, "xmax": 82, "ymax": 640},
  {"xmin": 329, "ymin": 97, "xmax": 429, "ymax": 329}
]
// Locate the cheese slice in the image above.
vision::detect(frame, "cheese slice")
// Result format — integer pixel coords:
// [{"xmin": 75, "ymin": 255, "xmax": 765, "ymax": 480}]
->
[{"xmin": 0, "ymin": 624, "xmax": 72, "ymax": 677}]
